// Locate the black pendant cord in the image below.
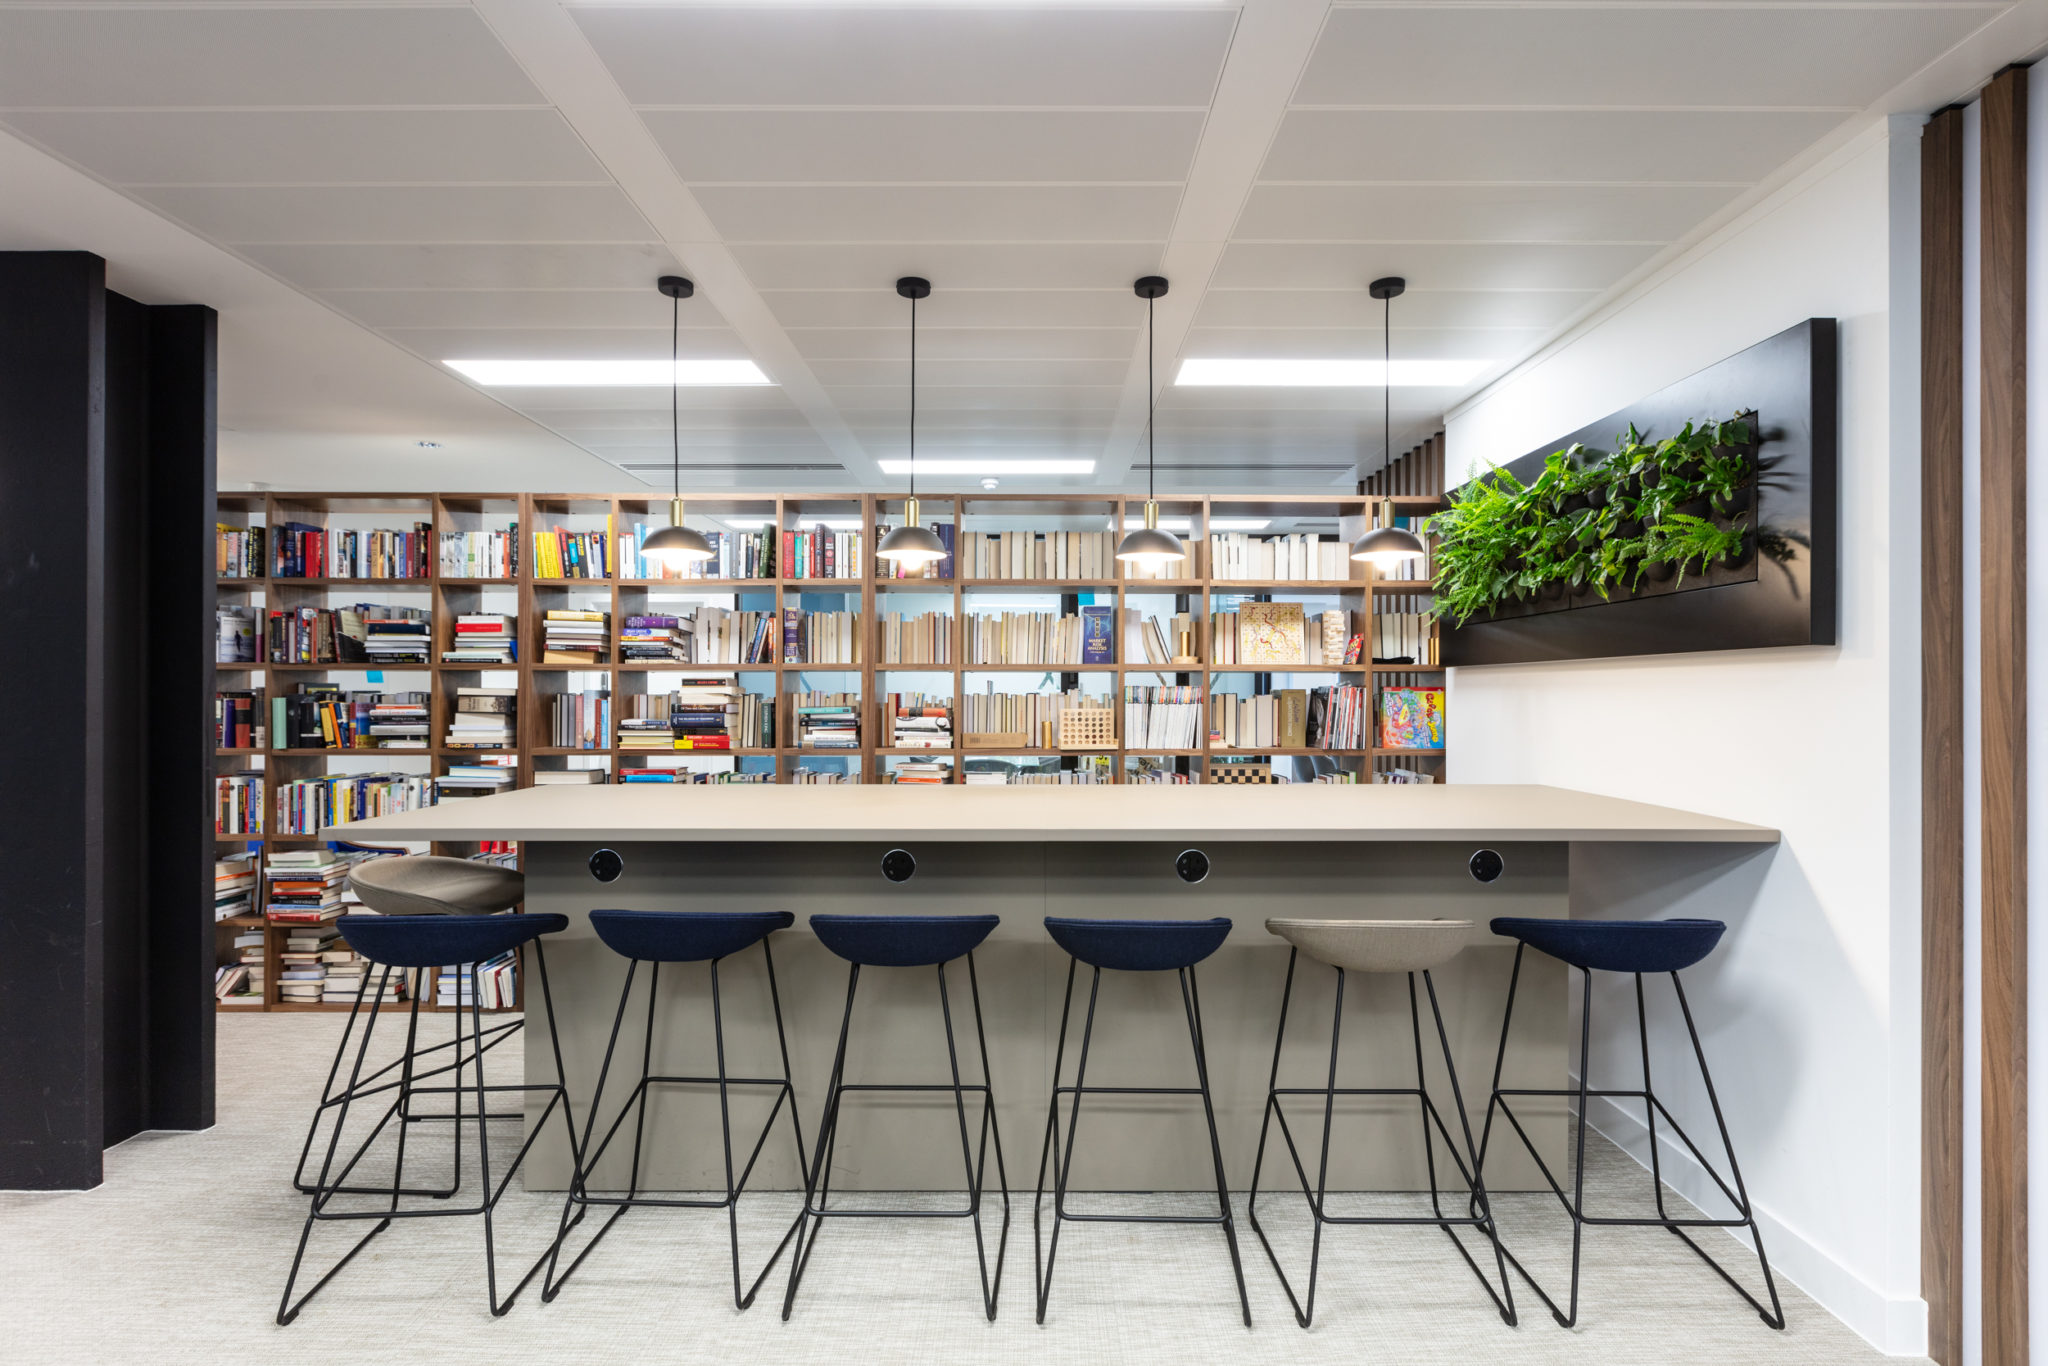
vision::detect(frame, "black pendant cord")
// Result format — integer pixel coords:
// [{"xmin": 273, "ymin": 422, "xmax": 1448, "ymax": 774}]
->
[
  {"xmin": 909, "ymin": 291, "xmax": 917, "ymax": 504},
  {"xmin": 1146, "ymin": 293, "xmax": 1156, "ymax": 504},
  {"xmin": 671, "ymin": 288, "xmax": 681, "ymax": 501},
  {"xmin": 1382, "ymin": 290, "xmax": 1390, "ymax": 503}
]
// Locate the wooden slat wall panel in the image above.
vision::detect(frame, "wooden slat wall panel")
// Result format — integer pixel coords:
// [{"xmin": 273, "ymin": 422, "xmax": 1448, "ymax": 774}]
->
[
  {"xmin": 1361, "ymin": 432, "xmax": 1447, "ymax": 498},
  {"xmin": 1979, "ymin": 64, "xmax": 2029, "ymax": 1366},
  {"xmin": 1922, "ymin": 103, "xmax": 1966, "ymax": 1366}
]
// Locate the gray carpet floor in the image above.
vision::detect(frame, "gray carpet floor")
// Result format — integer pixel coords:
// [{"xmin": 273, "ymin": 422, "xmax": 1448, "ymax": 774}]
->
[{"xmin": 0, "ymin": 1013, "xmax": 1916, "ymax": 1364}]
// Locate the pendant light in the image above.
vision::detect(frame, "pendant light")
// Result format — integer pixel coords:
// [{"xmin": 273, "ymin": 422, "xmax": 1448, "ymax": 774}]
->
[
  {"xmin": 638, "ymin": 274, "xmax": 716, "ymax": 565},
  {"xmin": 1115, "ymin": 275, "xmax": 1186, "ymax": 567},
  {"xmin": 875, "ymin": 276, "xmax": 949, "ymax": 567},
  {"xmin": 1351, "ymin": 276, "xmax": 1428, "ymax": 568}
]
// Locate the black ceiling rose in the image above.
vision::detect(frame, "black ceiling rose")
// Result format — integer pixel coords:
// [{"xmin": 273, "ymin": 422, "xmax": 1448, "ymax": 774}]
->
[
  {"xmin": 657, "ymin": 275, "xmax": 693, "ymax": 299},
  {"xmin": 1134, "ymin": 276, "xmax": 1168, "ymax": 300},
  {"xmin": 1369, "ymin": 276, "xmax": 1405, "ymax": 300},
  {"xmin": 896, "ymin": 276, "xmax": 931, "ymax": 300}
]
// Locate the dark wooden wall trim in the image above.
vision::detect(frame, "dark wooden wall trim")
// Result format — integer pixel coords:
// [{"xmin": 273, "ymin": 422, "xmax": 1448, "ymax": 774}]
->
[
  {"xmin": 1921, "ymin": 103, "xmax": 1965, "ymax": 1366},
  {"xmin": 1979, "ymin": 64, "xmax": 2029, "ymax": 1366}
]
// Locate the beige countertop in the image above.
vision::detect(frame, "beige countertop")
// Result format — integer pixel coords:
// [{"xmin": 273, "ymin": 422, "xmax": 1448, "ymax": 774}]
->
[{"xmin": 326, "ymin": 783, "xmax": 1780, "ymax": 845}]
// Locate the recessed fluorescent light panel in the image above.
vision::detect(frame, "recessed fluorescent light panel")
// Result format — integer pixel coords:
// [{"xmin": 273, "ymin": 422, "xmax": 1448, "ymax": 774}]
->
[
  {"xmin": 877, "ymin": 459, "xmax": 1095, "ymax": 475},
  {"xmin": 446, "ymin": 359, "xmax": 773, "ymax": 387},
  {"xmin": 1174, "ymin": 359, "xmax": 1486, "ymax": 388}
]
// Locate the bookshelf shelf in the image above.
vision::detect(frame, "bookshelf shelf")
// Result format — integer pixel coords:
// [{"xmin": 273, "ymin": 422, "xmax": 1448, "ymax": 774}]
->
[{"xmin": 216, "ymin": 489, "xmax": 1444, "ymax": 1011}]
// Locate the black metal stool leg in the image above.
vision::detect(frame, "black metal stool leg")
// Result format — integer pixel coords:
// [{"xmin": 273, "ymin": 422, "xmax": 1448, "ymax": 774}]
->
[
  {"xmin": 1246, "ymin": 947, "xmax": 1312, "ymax": 1324},
  {"xmin": 782, "ymin": 962, "xmax": 861, "ymax": 1320},
  {"xmin": 1419, "ymin": 970, "xmax": 1517, "ymax": 1325},
  {"xmin": 1183, "ymin": 966, "xmax": 1253, "ymax": 1327},
  {"xmin": 1032, "ymin": 957, "xmax": 1079, "ymax": 1321},
  {"xmin": 476, "ymin": 942, "xmax": 578, "ymax": 1316},
  {"xmin": 939, "ymin": 954, "xmax": 1009, "ymax": 1320},
  {"xmin": 543, "ymin": 958, "xmax": 641, "ymax": 1300},
  {"xmin": 1036, "ymin": 962, "xmax": 1101, "ymax": 1323}
]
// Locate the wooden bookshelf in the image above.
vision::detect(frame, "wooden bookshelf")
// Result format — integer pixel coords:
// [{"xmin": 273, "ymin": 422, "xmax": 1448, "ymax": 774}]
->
[{"xmin": 211, "ymin": 491, "xmax": 1444, "ymax": 1009}]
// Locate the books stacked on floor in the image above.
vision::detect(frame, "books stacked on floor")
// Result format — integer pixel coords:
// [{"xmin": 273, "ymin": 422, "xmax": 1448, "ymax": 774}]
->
[
  {"xmin": 1378, "ymin": 686, "xmax": 1446, "ymax": 750},
  {"xmin": 965, "ymin": 609, "xmax": 1106, "ymax": 666},
  {"xmin": 962, "ymin": 528, "xmax": 1108, "ymax": 581},
  {"xmin": 215, "ymin": 963, "xmax": 259, "ymax": 1005},
  {"xmin": 1207, "ymin": 607, "xmax": 1357, "ymax": 667},
  {"xmin": 785, "ymin": 523, "xmax": 863, "ymax": 580},
  {"xmin": 321, "ymin": 942, "xmax": 403, "ymax": 1006},
  {"xmin": 438, "ymin": 951, "xmax": 516, "ymax": 1010},
  {"xmin": 1373, "ymin": 765, "xmax": 1439, "ymax": 785},
  {"xmin": 878, "ymin": 611, "xmax": 953, "ymax": 664},
  {"xmin": 885, "ymin": 692, "xmax": 953, "ymax": 748},
  {"xmin": 216, "ymin": 771, "xmax": 263, "ymax": 834},
  {"xmin": 1370, "ymin": 610, "xmax": 1436, "ymax": 666},
  {"xmin": 214, "ymin": 851, "xmax": 259, "ymax": 921},
  {"xmin": 441, "ymin": 757, "xmax": 517, "ymax": 798},
  {"xmin": 364, "ymin": 610, "xmax": 430, "ymax": 665},
  {"xmin": 215, "ymin": 606, "xmax": 257, "ymax": 663},
  {"xmin": 890, "ymin": 760, "xmax": 950, "ymax": 785},
  {"xmin": 443, "ymin": 613, "xmax": 517, "ymax": 665},
  {"xmin": 961, "ymin": 686, "xmax": 1111, "ymax": 748},
  {"xmin": 542, "ymin": 609, "xmax": 609, "ymax": 664},
  {"xmin": 1127, "ymin": 610, "xmax": 1199, "ymax": 665},
  {"xmin": 793, "ymin": 692, "xmax": 860, "ymax": 750},
  {"xmin": 274, "ymin": 772, "xmax": 437, "ymax": 834},
  {"xmin": 217, "ymin": 523, "xmax": 264, "ymax": 577},
  {"xmin": 876, "ymin": 519, "xmax": 955, "ymax": 580},
  {"xmin": 688, "ymin": 607, "xmax": 777, "ymax": 664},
  {"xmin": 265, "ymin": 848, "xmax": 350, "ymax": 925},
  {"xmin": 782, "ymin": 608, "xmax": 861, "ymax": 664},
  {"xmin": 533, "ymin": 526, "xmax": 609, "ymax": 579},
  {"xmin": 1123, "ymin": 684, "xmax": 1203, "ymax": 750},
  {"xmin": 1208, "ymin": 533, "xmax": 1349, "ymax": 582},
  {"xmin": 533, "ymin": 768, "xmax": 605, "ymax": 785},
  {"xmin": 440, "ymin": 526, "xmax": 518, "ymax": 579},
  {"xmin": 279, "ymin": 924, "xmax": 342, "ymax": 1004},
  {"xmin": 621, "ymin": 613, "xmax": 688, "ymax": 663},
  {"xmin": 364, "ymin": 692, "xmax": 431, "ymax": 748},
  {"xmin": 446, "ymin": 687, "xmax": 516, "ymax": 749},
  {"xmin": 788, "ymin": 768, "xmax": 853, "ymax": 784},
  {"xmin": 215, "ymin": 690, "xmax": 259, "ymax": 749},
  {"xmin": 549, "ymin": 688, "xmax": 612, "ymax": 749},
  {"xmin": 618, "ymin": 524, "xmax": 776, "ymax": 580}
]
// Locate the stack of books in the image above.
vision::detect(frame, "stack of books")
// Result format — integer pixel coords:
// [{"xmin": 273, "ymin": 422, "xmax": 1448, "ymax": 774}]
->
[
  {"xmin": 549, "ymin": 689, "xmax": 612, "ymax": 749},
  {"xmin": 214, "ymin": 852, "xmax": 258, "ymax": 922},
  {"xmin": 621, "ymin": 613, "xmax": 688, "ymax": 663},
  {"xmin": 1124, "ymin": 684, "xmax": 1204, "ymax": 750},
  {"xmin": 438, "ymin": 951, "xmax": 517, "ymax": 1011},
  {"xmin": 542, "ymin": 609, "xmax": 608, "ymax": 664},
  {"xmin": 215, "ymin": 963, "xmax": 259, "ymax": 1005},
  {"xmin": 878, "ymin": 611, "xmax": 953, "ymax": 664},
  {"xmin": 891, "ymin": 760, "xmax": 950, "ymax": 785},
  {"xmin": 618, "ymin": 708, "xmax": 675, "ymax": 751},
  {"xmin": 365, "ymin": 693, "xmax": 431, "ymax": 748},
  {"xmin": 443, "ymin": 613, "xmax": 517, "ymax": 665},
  {"xmin": 886, "ymin": 692, "xmax": 952, "ymax": 748},
  {"xmin": 362, "ymin": 610, "xmax": 431, "ymax": 665},
  {"xmin": 439, "ymin": 526, "xmax": 517, "ymax": 578},
  {"xmin": 265, "ymin": 848, "xmax": 351, "ymax": 926},
  {"xmin": 446, "ymin": 687, "xmax": 515, "ymax": 749},
  {"xmin": 793, "ymin": 692, "xmax": 859, "ymax": 750},
  {"xmin": 217, "ymin": 523, "xmax": 264, "ymax": 577},
  {"xmin": 782, "ymin": 609, "xmax": 861, "ymax": 665},
  {"xmin": 279, "ymin": 924, "xmax": 341, "ymax": 1004},
  {"xmin": 441, "ymin": 758, "xmax": 516, "ymax": 798},
  {"xmin": 669, "ymin": 679, "xmax": 736, "ymax": 752},
  {"xmin": 533, "ymin": 768, "xmax": 605, "ymax": 786},
  {"xmin": 215, "ymin": 607, "xmax": 257, "ymax": 663},
  {"xmin": 322, "ymin": 945, "xmax": 405, "ymax": 1006}
]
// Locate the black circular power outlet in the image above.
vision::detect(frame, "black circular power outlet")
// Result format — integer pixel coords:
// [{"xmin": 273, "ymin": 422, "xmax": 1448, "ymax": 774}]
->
[
  {"xmin": 588, "ymin": 848, "xmax": 625, "ymax": 883},
  {"xmin": 1176, "ymin": 848, "xmax": 1211, "ymax": 884},
  {"xmin": 1469, "ymin": 849, "xmax": 1504, "ymax": 884},
  {"xmin": 881, "ymin": 848, "xmax": 916, "ymax": 883}
]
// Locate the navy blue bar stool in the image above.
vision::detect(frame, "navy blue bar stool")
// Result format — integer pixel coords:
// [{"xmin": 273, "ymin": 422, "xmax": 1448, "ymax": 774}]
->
[
  {"xmin": 1247, "ymin": 919, "xmax": 1514, "ymax": 1327},
  {"xmin": 1477, "ymin": 917, "xmax": 1785, "ymax": 1330},
  {"xmin": 543, "ymin": 909, "xmax": 808, "ymax": 1308},
  {"xmin": 780, "ymin": 914, "xmax": 1011, "ymax": 1321},
  {"xmin": 1032, "ymin": 917, "xmax": 1251, "ymax": 1327},
  {"xmin": 278, "ymin": 907, "xmax": 574, "ymax": 1324}
]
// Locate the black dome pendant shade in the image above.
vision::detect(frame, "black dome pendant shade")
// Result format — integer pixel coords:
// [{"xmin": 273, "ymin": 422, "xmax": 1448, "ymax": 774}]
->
[
  {"xmin": 1115, "ymin": 274, "xmax": 1186, "ymax": 567},
  {"xmin": 1351, "ymin": 275, "xmax": 1428, "ymax": 568},
  {"xmin": 876, "ymin": 276, "xmax": 949, "ymax": 567},
  {"xmin": 639, "ymin": 273, "xmax": 716, "ymax": 565}
]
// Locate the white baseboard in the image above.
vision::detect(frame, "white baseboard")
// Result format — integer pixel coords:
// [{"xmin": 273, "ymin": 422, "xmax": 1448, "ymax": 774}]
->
[{"xmin": 1583, "ymin": 1091, "xmax": 1928, "ymax": 1357}]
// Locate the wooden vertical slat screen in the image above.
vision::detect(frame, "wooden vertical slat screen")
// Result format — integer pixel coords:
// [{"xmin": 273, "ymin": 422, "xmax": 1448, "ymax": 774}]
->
[
  {"xmin": 1922, "ymin": 103, "xmax": 1965, "ymax": 1366},
  {"xmin": 1979, "ymin": 64, "xmax": 2029, "ymax": 1366},
  {"xmin": 1361, "ymin": 431, "xmax": 1446, "ymax": 498}
]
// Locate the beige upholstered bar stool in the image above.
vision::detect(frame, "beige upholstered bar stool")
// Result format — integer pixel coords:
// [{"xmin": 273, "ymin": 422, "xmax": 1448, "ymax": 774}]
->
[{"xmin": 1247, "ymin": 918, "xmax": 1515, "ymax": 1328}]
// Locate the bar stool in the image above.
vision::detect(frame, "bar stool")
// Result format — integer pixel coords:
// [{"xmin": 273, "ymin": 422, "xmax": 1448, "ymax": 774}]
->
[
  {"xmin": 278, "ymin": 875, "xmax": 574, "ymax": 1323},
  {"xmin": 543, "ymin": 909, "xmax": 808, "ymax": 1309},
  {"xmin": 1033, "ymin": 917, "xmax": 1251, "ymax": 1327},
  {"xmin": 1246, "ymin": 918, "xmax": 1514, "ymax": 1327},
  {"xmin": 289, "ymin": 853, "xmax": 527, "ymax": 1198},
  {"xmin": 1477, "ymin": 917, "xmax": 1785, "ymax": 1329},
  {"xmin": 780, "ymin": 914, "xmax": 1010, "ymax": 1321}
]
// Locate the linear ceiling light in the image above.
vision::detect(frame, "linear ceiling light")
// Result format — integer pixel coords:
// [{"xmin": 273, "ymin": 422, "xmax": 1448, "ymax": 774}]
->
[
  {"xmin": 1174, "ymin": 358, "xmax": 1486, "ymax": 388},
  {"xmin": 445, "ymin": 358, "xmax": 772, "ymax": 387},
  {"xmin": 877, "ymin": 459, "xmax": 1095, "ymax": 475}
]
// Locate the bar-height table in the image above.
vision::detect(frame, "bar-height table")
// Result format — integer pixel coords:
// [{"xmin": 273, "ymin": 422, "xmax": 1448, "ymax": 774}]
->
[{"xmin": 332, "ymin": 785, "xmax": 1779, "ymax": 1195}]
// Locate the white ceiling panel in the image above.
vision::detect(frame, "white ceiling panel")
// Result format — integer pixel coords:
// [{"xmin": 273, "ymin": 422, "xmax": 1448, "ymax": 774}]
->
[
  {"xmin": 237, "ymin": 244, "xmax": 682, "ymax": 292},
  {"xmin": 1234, "ymin": 183, "xmax": 1744, "ymax": 244},
  {"xmin": 573, "ymin": 6, "xmax": 1237, "ymax": 107},
  {"xmin": 0, "ymin": 8, "xmax": 542, "ymax": 109},
  {"xmin": 1182, "ymin": 326, "xmax": 1547, "ymax": 361},
  {"xmin": 1262, "ymin": 110, "xmax": 1852, "ymax": 183},
  {"xmin": 1296, "ymin": 5, "xmax": 2000, "ymax": 109},
  {"xmin": 828, "ymin": 386, "xmax": 1121, "ymax": 413},
  {"xmin": 1194, "ymin": 288, "xmax": 1597, "ymax": 330},
  {"xmin": 789, "ymin": 327, "xmax": 1135, "ymax": 361},
  {"xmin": 642, "ymin": 110, "xmax": 1204, "ymax": 183},
  {"xmin": 380, "ymin": 327, "xmax": 741, "ymax": 361},
  {"xmin": 808, "ymin": 358, "xmax": 1129, "ymax": 388},
  {"xmin": 765, "ymin": 288, "xmax": 1135, "ymax": 330},
  {"xmin": 0, "ymin": 110, "xmax": 606, "ymax": 187},
  {"xmin": 693, "ymin": 186, "xmax": 1181, "ymax": 243},
  {"xmin": 525, "ymin": 407, "xmax": 822, "ymax": 434},
  {"xmin": 1214, "ymin": 242, "xmax": 1661, "ymax": 291},
  {"xmin": 134, "ymin": 186, "xmax": 656, "ymax": 244},
  {"xmin": 732, "ymin": 243, "xmax": 1166, "ymax": 291},
  {"xmin": 322, "ymin": 289, "xmax": 727, "ymax": 331}
]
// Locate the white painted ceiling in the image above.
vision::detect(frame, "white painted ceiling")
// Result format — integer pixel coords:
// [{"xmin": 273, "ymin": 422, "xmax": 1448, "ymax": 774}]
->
[{"xmin": 0, "ymin": 0, "xmax": 2024, "ymax": 493}]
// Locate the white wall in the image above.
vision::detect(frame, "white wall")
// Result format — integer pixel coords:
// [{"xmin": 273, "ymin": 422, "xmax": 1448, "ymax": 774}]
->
[{"xmin": 1444, "ymin": 120, "xmax": 1925, "ymax": 1354}]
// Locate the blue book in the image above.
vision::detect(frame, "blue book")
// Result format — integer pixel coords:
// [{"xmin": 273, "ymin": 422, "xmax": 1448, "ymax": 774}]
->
[{"xmin": 1081, "ymin": 604, "xmax": 1114, "ymax": 665}]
